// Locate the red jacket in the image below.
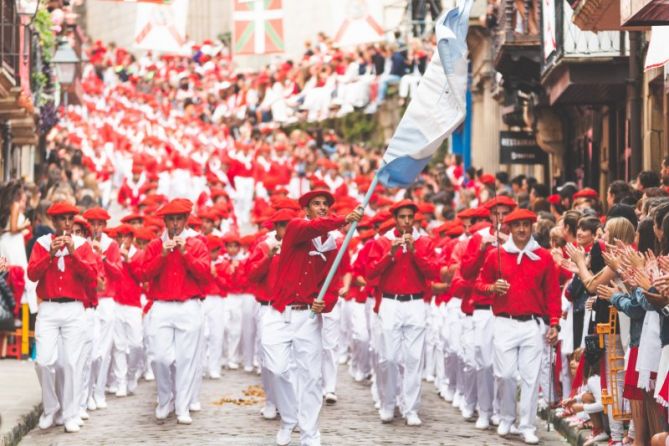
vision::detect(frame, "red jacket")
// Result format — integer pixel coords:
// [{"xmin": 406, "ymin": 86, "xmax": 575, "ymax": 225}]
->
[
  {"xmin": 272, "ymin": 216, "xmax": 348, "ymax": 313},
  {"xmin": 96, "ymin": 235, "xmax": 123, "ymax": 299},
  {"xmin": 247, "ymin": 234, "xmax": 281, "ymax": 303},
  {"xmin": 366, "ymin": 229, "xmax": 437, "ymax": 296},
  {"xmin": 116, "ymin": 247, "xmax": 144, "ymax": 307},
  {"xmin": 142, "ymin": 233, "xmax": 210, "ymax": 301},
  {"xmin": 217, "ymin": 254, "xmax": 249, "ymax": 295},
  {"xmin": 27, "ymin": 234, "xmax": 98, "ymax": 302},
  {"xmin": 475, "ymin": 244, "xmax": 561, "ymax": 325}
]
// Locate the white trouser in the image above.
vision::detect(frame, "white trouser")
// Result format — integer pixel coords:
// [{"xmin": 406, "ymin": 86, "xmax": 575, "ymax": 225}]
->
[
  {"xmin": 460, "ymin": 315, "xmax": 477, "ymax": 413},
  {"xmin": 149, "ymin": 299, "xmax": 204, "ymax": 418},
  {"xmin": 377, "ymin": 298, "xmax": 427, "ymax": 416},
  {"xmin": 202, "ymin": 296, "xmax": 226, "ymax": 376},
  {"xmin": 142, "ymin": 310, "xmax": 153, "ymax": 375},
  {"xmin": 93, "ymin": 298, "xmax": 116, "ymax": 403},
  {"xmin": 233, "ymin": 176, "xmax": 255, "ymax": 226},
  {"xmin": 262, "ymin": 307, "xmax": 323, "ymax": 446},
  {"xmin": 338, "ymin": 299, "xmax": 353, "ymax": 361},
  {"xmin": 493, "ymin": 317, "xmax": 543, "ymax": 433},
  {"xmin": 423, "ymin": 301, "xmax": 440, "ymax": 380},
  {"xmin": 472, "ymin": 308, "xmax": 495, "ymax": 417},
  {"xmin": 80, "ymin": 308, "xmax": 97, "ymax": 411},
  {"xmin": 369, "ymin": 310, "xmax": 383, "ymax": 405},
  {"xmin": 112, "ymin": 304, "xmax": 143, "ymax": 393},
  {"xmin": 441, "ymin": 299, "xmax": 463, "ymax": 394},
  {"xmin": 225, "ymin": 294, "xmax": 244, "ymax": 366},
  {"xmin": 241, "ymin": 295, "xmax": 258, "ymax": 370},
  {"xmin": 255, "ymin": 303, "xmax": 275, "ymax": 407},
  {"xmin": 321, "ymin": 302, "xmax": 341, "ymax": 395},
  {"xmin": 35, "ymin": 301, "xmax": 86, "ymax": 423},
  {"xmin": 350, "ymin": 300, "xmax": 371, "ymax": 378}
]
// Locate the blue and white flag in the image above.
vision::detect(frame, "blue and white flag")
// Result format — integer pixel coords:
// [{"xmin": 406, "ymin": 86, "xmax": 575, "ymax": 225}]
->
[{"xmin": 377, "ymin": 0, "xmax": 472, "ymax": 188}]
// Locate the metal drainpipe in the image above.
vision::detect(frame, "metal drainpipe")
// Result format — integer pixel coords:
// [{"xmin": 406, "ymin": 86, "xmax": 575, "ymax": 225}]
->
[
  {"xmin": 2, "ymin": 121, "xmax": 11, "ymax": 182},
  {"xmin": 628, "ymin": 31, "xmax": 643, "ymax": 177}
]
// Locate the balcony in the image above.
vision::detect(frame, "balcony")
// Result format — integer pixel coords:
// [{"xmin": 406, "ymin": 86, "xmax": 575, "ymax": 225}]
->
[
  {"xmin": 571, "ymin": 0, "xmax": 621, "ymax": 31},
  {"xmin": 622, "ymin": 0, "xmax": 669, "ymax": 26},
  {"xmin": 491, "ymin": 0, "xmax": 542, "ymax": 82},
  {"xmin": 0, "ymin": 0, "xmax": 20, "ymax": 93},
  {"xmin": 541, "ymin": 0, "xmax": 628, "ymax": 105}
]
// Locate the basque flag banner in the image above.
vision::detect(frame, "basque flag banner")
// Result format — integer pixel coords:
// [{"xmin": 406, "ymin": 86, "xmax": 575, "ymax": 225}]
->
[{"xmin": 378, "ymin": 0, "xmax": 472, "ymax": 188}]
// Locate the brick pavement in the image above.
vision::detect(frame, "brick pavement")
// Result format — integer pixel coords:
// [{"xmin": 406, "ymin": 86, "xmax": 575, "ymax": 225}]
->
[{"xmin": 20, "ymin": 366, "xmax": 568, "ymax": 446}]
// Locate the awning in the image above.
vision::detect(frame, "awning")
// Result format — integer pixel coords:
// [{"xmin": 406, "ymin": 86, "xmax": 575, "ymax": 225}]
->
[{"xmin": 645, "ymin": 26, "xmax": 669, "ymax": 71}]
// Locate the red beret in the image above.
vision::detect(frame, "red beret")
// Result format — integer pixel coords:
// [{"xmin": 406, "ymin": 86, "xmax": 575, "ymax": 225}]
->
[
  {"xmin": 134, "ymin": 227, "xmax": 155, "ymax": 241},
  {"xmin": 222, "ymin": 232, "xmax": 241, "ymax": 245},
  {"xmin": 357, "ymin": 216, "xmax": 373, "ymax": 229},
  {"xmin": 483, "ymin": 196, "xmax": 518, "ymax": 210},
  {"xmin": 156, "ymin": 198, "xmax": 193, "ymax": 216},
  {"xmin": 547, "ymin": 194, "xmax": 561, "ymax": 205},
  {"xmin": 370, "ymin": 211, "xmax": 391, "ymax": 225},
  {"xmin": 47, "ymin": 201, "xmax": 80, "ymax": 216},
  {"xmin": 73, "ymin": 216, "xmax": 92, "ymax": 235},
  {"xmin": 298, "ymin": 189, "xmax": 335, "ymax": 208},
  {"xmin": 469, "ymin": 221, "xmax": 492, "ymax": 234},
  {"xmin": 263, "ymin": 209, "xmax": 297, "ymax": 229},
  {"xmin": 121, "ymin": 213, "xmax": 144, "ymax": 224},
  {"xmin": 116, "ymin": 224, "xmax": 135, "ymax": 236},
  {"xmin": 445, "ymin": 224, "xmax": 465, "ymax": 237},
  {"xmin": 390, "ymin": 199, "xmax": 418, "ymax": 215},
  {"xmin": 503, "ymin": 208, "xmax": 537, "ymax": 225},
  {"xmin": 378, "ymin": 218, "xmax": 395, "ymax": 234},
  {"xmin": 82, "ymin": 207, "xmax": 111, "ymax": 221},
  {"xmin": 188, "ymin": 215, "xmax": 202, "ymax": 228},
  {"xmin": 272, "ymin": 197, "xmax": 301, "ymax": 211},
  {"xmin": 418, "ymin": 203, "xmax": 436, "ymax": 214},
  {"xmin": 198, "ymin": 209, "xmax": 220, "ymax": 222},
  {"xmin": 358, "ymin": 229, "xmax": 376, "ymax": 241},
  {"xmin": 479, "ymin": 174, "xmax": 496, "ymax": 185},
  {"xmin": 205, "ymin": 235, "xmax": 223, "ymax": 251},
  {"xmin": 573, "ymin": 188, "xmax": 598, "ymax": 200},
  {"xmin": 459, "ymin": 206, "xmax": 491, "ymax": 220}
]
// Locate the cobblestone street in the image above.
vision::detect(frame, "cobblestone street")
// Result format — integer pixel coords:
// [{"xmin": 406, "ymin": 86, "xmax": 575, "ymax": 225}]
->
[{"xmin": 20, "ymin": 365, "xmax": 568, "ymax": 446}]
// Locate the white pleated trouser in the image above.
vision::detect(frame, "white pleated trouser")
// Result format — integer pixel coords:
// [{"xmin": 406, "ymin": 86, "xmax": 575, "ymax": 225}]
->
[
  {"xmin": 112, "ymin": 304, "xmax": 143, "ymax": 394},
  {"xmin": 149, "ymin": 299, "xmax": 204, "ymax": 418},
  {"xmin": 472, "ymin": 308, "xmax": 495, "ymax": 418},
  {"xmin": 35, "ymin": 301, "xmax": 86, "ymax": 424},
  {"xmin": 241, "ymin": 295, "xmax": 258, "ymax": 370},
  {"xmin": 255, "ymin": 303, "xmax": 276, "ymax": 408},
  {"xmin": 321, "ymin": 302, "xmax": 341, "ymax": 395},
  {"xmin": 423, "ymin": 301, "xmax": 441, "ymax": 380},
  {"xmin": 369, "ymin": 311, "xmax": 383, "ymax": 406},
  {"xmin": 93, "ymin": 298, "xmax": 116, "ymax": 404},
  {"xmin": 225, "ymin": 294, "xmax": 244, "ymax": 366},
  {"xmin": 460, "ymin": 315, "xmax": 477, "ymax": 413},
  {"xmin": 79, "ymin": 307, "xmax": 98, "ymax": 411},
  {"xmin": 262, "ymin": 307, "xmax": 323, "ymax": 446},
  {"xmin": 493, "ymin": 317, "xmax": 543, "ymax": 434},
  {"xmin": 142, "ymin": 310, "xmax": 153, "ymax": 376},
  {"xmin": 202, "ymin": 296, "xmax": 226, "ymax": 376},
  {"xmin": 441, "ymin": 298, "xmax": 463, "ymax": 395},
  {"xmin": 350, "ymin": 300, "xmax": 371, "ymax": 379},
  {"xmin": 377, "ymin": 298, "xmax": 427, "ymax": 417},
  {"xmin": 338, "ymin": 299, "xmax": 353, "ymax": 361}
]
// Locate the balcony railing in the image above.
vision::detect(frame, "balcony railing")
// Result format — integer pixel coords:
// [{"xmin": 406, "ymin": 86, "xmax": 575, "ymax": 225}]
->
[
  {"xmin": 493, "ymin": 0, "xmax": 541, "ymax": 52},
  {"xmin": 0, "ymin": 0, "xmax": 20, "ymax": 81},
  {"xmin": 562, "ymin": 0, "xmax": 627, "ymax": 58}
]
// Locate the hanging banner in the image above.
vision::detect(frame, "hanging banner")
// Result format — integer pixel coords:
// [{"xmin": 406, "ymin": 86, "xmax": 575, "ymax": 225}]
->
[
  {"xmin": 645, "ymin": 26, "xmax": 669, "ymax": 72},
  {"xmin": 233, "ymin": 0, "xmax": 285, "ymax": 55},
  {"xmin": 333, "ymin": 0, "xmax": 385, "ymax": 48},
  {"xmin": 500, "ymin": 131, "xmax": 548, "ymax": 165},
  {"xmin": 133, "ymin": 0, "xmax": 189, "ymax": 54}
]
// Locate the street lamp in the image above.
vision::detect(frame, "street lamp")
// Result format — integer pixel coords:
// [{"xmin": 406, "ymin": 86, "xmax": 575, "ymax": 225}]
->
[
  {"xmin": 52, "ymin": 39, "xmax": 79, "ymax": 85},
  {"xmin": 16, "ymin": 0, "xmax": 40, "ymax": 22}
]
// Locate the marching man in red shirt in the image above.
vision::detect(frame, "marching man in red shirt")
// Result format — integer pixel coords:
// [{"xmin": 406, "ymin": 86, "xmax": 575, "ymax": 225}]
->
[
  {"xmin": 475, "ymin": 209, "xmax": 560, "ymax": 445},
  {"xmin": 142, "ymin": 198, "xmax": 210, "ymax": 425},
  {"xmin": 262, "ymin": 189, "xmax": 362, "ymax": 446},
  {"xmin": 28, "ymin": 202, "xmax": 98, "ymax": 433},
  {"xmin": 366, "ymin": 199, "xmax": 437, "ymax": 426}
]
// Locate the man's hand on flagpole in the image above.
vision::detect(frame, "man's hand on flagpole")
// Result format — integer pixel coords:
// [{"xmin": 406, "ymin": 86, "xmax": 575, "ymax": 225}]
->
[
  {"xmin": 311, "ymin": 300, "xmax": 325, "ymax": 314},
  {"xmin": 345, "ymin": 207, "xmax": 364, "ymax": 224}
]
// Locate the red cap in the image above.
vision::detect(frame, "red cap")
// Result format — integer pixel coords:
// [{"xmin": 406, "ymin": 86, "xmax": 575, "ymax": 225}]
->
[
  {"xmin": 298, "ymin": 189, "xmax": 335, "ymax": 208},
  {"xmin": 573, "ymin": 188, "xmax": 598, "ymax": 199},
  {"xmin": 371, "ymin": 211, "xmax": 392, "ymax": 225},
  {"xmin": 418, "ymin": 203, "xmax": 436, "ymax": 214},
  {"xmin": 483, "ymin": 196, "xmax": 518, "ymax": 210},
  {"xmin": 222, "ymin": 232, "xmax": 241, "ymax": 245},
  {"xmin": 390, "ymin": 199, "xmax": 418, "ymax": 215},
  {"xmin": 263, "ymin": 209, "xmax": 297, "ymax": 228},
  {"xmin": 547, "ymin": 194, "xmax": 561, "ymax": 205},
  {"xmin": 358, "ymin": 229, "xmax": 376, "ymax": 240},
  {"xmin": 205, "ymin": 235, "xmax": 223, "ymax": 251},
  {"xmin": 445, "ymin": 224, "xmax": 465, "ymax": 237},
  {"xmin": 188, "ymin": 215, "xmax": 202, "ymax": 228},
  {"xmin": 82, "ymin": 207, "xmax": 111, "ymax": 222},
  {"xmin": 459, "ymin": 207, "xmax": 490, "ymax": 219},
  {"xmin": 272, "ymin": 197, "xmax": 301, "ymax": 211},
  {"xmin": 469, "ymin": 221, "xmax": 492, "ymax": 234},
  {"xmin": 116, "ymin": 224, "xmax": 135, "ymax": 236},
  {"xmin": 73, "ymin": 216, "xmax": 92, "ymax": 235},
  {"xmin": 47, "ymin": 201, "xmax": 79, "ymax": 216},
  {"xmin": 156, "ymin": 198, "xmax": 193, "ymax": 216},
  {"xmin": 198, "ymin": 209, "xmax": 220, "ymax": 222},
  {"xmin": 134, "ymin": 227, "xmax": 155, "ymax": 241},
  {"xmin": 121, "ymin": 213, "xmax": 144, "ymax": 224},
  {"xmin": 503, "ymin": 208, "xmax": 538, "ymax": 224},
  {"xmin": 479, "ymin": 174, "xmax": 496, "ymax": 185},
  {"xmin": 378, "ymin": 218, "xmax": 396, "ymax": 234}
]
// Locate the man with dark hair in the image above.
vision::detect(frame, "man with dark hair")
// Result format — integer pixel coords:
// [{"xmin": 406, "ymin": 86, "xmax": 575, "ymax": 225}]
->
[
  {"xmin": 510, "ymin": 175, "xmax": 526, "ymax": 197},
  {"xmin": 636, "ymin": 170, "xmax": 661, "ymax": 191},
  {"xmin": 607, "ymin": 180, "xmax": 632, "ymax": 208},
  {"xmin": 529, "ymin": 184, "xmax": 549, "ymax": 207}
]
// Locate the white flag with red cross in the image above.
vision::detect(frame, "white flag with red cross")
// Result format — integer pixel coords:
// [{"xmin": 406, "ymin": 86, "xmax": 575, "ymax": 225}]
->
[
  {"xmin": 133, "ymin": 0, "xmax": 189, "ymax": 54},
  {"xmin": 233, "ymin": 0, "xmax": 285, "ymax": 55},
  {"xmin": 334, "ymin": 0, "xmax": 385, "ymax": 48}
]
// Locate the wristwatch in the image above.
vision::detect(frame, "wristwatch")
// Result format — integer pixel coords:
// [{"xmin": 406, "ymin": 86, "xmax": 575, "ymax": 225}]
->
[{"xmin": 661, "ymin": 305, "xmax": 669, "ymax": 317}]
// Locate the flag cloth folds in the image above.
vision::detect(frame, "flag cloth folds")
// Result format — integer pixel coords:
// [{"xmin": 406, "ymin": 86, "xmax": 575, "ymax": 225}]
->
[{"xmin": 377, "ymin": 0, "xmax": 472, "ymax": 188}]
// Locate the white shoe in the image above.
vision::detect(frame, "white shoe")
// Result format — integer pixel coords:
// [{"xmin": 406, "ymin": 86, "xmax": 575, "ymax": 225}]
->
[
  {"xmin": 38, "ymin": 413, "xmax": 54, "ymax": 430},
  {"xmin": 353, "ymin": 371, "xmax": 365, "ymax": 382},
  {"xmin": 537, "ymin": 398, "xmax": 549, "ymax": 411},
  {"xmin": 79, "ymin": 410, "xmax": 89, "ymax": 421},
  {"xmin": 244, "ymin": 366, "xmax": 254, "ymax": 373},
  {"xmin": 177, "ymin": 414, "xmax": 192, "ymax": 425},
  {"xmin": 374, "ymin": 401, "xmax": 381, "ymax": 410},
  {"xmin": 106, "ymin": 385, "xmax": 118, "ymax": 394},
  {"xmin": 522, "ymin": 430, "xmax": 539, "ymax": 445},
  {"xmin": 86, "ymin": 398, "xmax": 96, "ymax": 411},
  {"xmin": 490, "ymin": 414, "xmax": 500, "ymax": 426},
  {"xmin": 95, "ymin": 398, "xmax": 107, "ymax": 409},
  {"xmin": 475, "ymin": 416, "xmax": 490, "ymax": 430},
  {"xmin": 64, "ymin": 420, "xmax": 80, "ymax": 433},
  {"xmin": 209, "ymin": 372, "xmax": 221, "ymax": 380},
  {"xmin": 227, "ymin": 362, "xmax": 239, "ymax": 370},
  {"xmin": 189, "ymin": 402, "xmax": 202, "ymax": 412},
  {"xmin": 425, "ymin": 375, "xmax": 435, "ymax": 383},
  {"xmin": 324, "ymin": 392, "xmax": 337, "ymax": 405},
  {"xmin": 441, "ymin": 387, "xmax": 454, "ymax": 402},
  {"xmin": 497, "ymin": 420, "xmax": 512, "ymax": 437},
  {"xmin": 510, "ymin": 425, "xmax": 522, "ymax": 435},
  {"xmin": 261, "ymin": 404, "xmax": 278, "ymax": 420},
  {"xmin": 583, "ymin": 431, "xmax": 609, "ymax": 446},
  {"xmin": 379, "ymin": 409, "xmax": 394, "ymax": 423},
  {"xmin": 76, "ymin": 417, "xmax": 84, "ymax": 427},
  {"xmin": 461, "ymin": 407, "xmax": 476, "ymax": 421},
  {"xmin": 55, "ymin": 414, "xmax": 64, "ymax": 426},
  {"xmin": 155, "ymin": 402, "xmax": 174, "ymax": 420},
  {"xmin": 276, "ymin": 424, "xmax": 293, "ymax": 445},
  {"xmin": 338, "ymin": 356, "xmax": 348, "ymax": 365},
  {"xmin": 452, "ymin": 392, "xmax": 462, "ymax": 409},
  {"xmin": 115, "ymin": 386, "xmax": 128, "ymax": 397},
  {"xmin": 144, "ymin": 370, "xmax": 155, "ymax": 381},
  {"xmin": 128, "ymin": 377, "xmax": 139, "ymax": 395},
  {"xmin": 405, "ymin": 413, "xmax": 422, "ymax": 426}
]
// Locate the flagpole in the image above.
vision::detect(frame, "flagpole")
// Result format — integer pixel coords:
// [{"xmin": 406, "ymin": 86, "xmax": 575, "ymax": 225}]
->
[{"xmin": 311, "ymin": 169, "xmax": 382, "ymax": 316}]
